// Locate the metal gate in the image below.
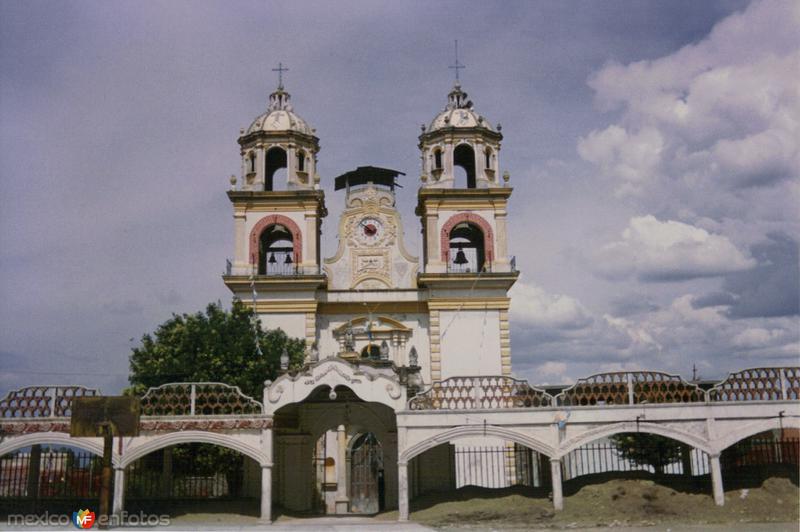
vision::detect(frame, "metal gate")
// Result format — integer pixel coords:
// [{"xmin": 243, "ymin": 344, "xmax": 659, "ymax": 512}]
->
[{"xmin": 349, "ymin": 433, "xmax": 383, "ymax": 514}]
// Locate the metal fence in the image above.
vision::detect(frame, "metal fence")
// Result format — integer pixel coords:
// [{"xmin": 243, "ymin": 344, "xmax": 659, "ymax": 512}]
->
[
  {"xmin": 561, "ymin": 440, "xmax": 710, "ymax": 480},
  {"xmin": 453, "ymin": 445, "xmax": 548, "ymax": 488},
  {"xmin": 0, "ymin": 447, "xmax": 103, "ymax": 499},
  {"xmin": 721, "ymin": 438, "xmax": 798, "ymax": 473}
]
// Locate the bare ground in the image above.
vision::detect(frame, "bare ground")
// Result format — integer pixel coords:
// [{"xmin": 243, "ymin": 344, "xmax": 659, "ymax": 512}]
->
[{"xmin": 378, "ymin": 476, "xmax": 799, "ymax": 530}]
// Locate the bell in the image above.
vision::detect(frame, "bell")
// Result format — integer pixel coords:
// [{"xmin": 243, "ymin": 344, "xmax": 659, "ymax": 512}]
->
[
  {"xmin": 284, "ymin": 253, "xmax": 293, "ymax": 264},
  {"xmin": 453, "ymin": 247, "xmax": 468, "ymax": 265},
  {"xmin": 268, "ymin": 253, "xmax": 277, "ymax": 264}
]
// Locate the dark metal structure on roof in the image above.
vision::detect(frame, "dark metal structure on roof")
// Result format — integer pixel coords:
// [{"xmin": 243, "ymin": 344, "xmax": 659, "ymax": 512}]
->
[{"xmin": 334, "ymin": 166, "xmax": 405, "ymax": 191}]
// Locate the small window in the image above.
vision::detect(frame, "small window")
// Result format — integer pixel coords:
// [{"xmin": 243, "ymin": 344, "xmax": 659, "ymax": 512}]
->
[
  {"xmin": 248, "ymin": 153, "xmax": 256, "ymax": 173},
  {"xmin": 297, "ymin": 151, "xmax": 305, "ymax": 172},
  {"xmin": 485, "ymin": 149, "xmax": 492, "ymax": 169}
]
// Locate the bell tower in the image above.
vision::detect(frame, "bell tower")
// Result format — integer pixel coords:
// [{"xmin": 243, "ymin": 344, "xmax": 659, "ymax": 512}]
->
[
  {"xmin": 416, "ymin": 73, "xmax": 518, "ymax": 380},
  {"xmin": 416, "ymin": 81, "xmax": 513, "ymax": 275},
  {"xmin": 224, "ymin": 67, "xmax": 326, "ymax": 351}
]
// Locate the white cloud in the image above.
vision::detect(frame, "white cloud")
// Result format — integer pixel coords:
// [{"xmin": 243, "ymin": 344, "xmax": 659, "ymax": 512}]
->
[
  {"xmin": 595, "ymin": 215, "xmax": 756, "ymax": 281},
  {"xmin": 510, "ymin": 281, "xmax": 593, "ymax": 330},
  {"xmin": 535, "ymin": 361, "xmax": 568, "ymax": 379},
  {"xmin": 731, "ymin": 327, "xmax": 787, "ymax": 349},
  {"xmin": 580, "ymin": 1, "xmax": 800, "ymax": 200}
]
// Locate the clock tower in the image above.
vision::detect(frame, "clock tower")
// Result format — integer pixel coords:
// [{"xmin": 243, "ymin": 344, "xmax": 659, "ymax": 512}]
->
[{"xmin": 324, "ymin": 167, "xmax": 418, "ymax": 290}]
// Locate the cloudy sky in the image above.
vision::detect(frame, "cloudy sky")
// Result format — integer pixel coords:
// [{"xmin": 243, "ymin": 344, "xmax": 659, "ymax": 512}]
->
[{"xmin": 1, "ymin": 0, "xmax": 797, "ymax": 395}]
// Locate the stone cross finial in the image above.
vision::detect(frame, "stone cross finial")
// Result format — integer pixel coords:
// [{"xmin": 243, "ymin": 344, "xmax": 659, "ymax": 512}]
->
[
  {"xmin": 272, "ymin": 62, "xmax": 289, "ymax": 89},
  {"xmin": 448, "ymin": 40, "xmax": 465, "ymax": 84}
]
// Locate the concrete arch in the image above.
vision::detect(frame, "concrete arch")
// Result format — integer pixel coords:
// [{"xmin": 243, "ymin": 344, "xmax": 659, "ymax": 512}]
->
[
  {"xmin": 400, "ymin": 425, "xmax": 554, "ymax": 463},
  {"xmin": 264, "ymin": 359, "xmax": 405, "ymax": 415},
  {"xmin": 440, "ymin": 212, "xmax": 494, "ymax": 264},
  {"xmin": 556, "ymin": 421, "xmax": 713, "ymax": 458},
  {"xmin": 712, "ymin": 416, "xmax": 800, "ymax": 455},
  {"xmin": 121, "ymin": 430, "xmax": 266, "ymax": 468},
  {"xmin": 0, "ymin": 433, "xmax": 121, "ymax": 467},
  {"xmin": 249, "ymin": 213, "xmax": 302, "ymax": 265}
]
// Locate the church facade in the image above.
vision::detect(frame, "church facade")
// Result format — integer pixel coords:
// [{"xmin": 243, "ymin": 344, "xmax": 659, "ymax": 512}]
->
[{"xmin": 222, "ymin": 78, "xmax": 518, "ymax": 516}]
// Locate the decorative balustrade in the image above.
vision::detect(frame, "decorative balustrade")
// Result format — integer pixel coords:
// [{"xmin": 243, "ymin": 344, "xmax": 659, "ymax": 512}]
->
[
  {"xmin": 139, "ymin": 383, "xmax": 263, "ymax": 416},
  {"xmin": 2, "ymin": 366, "xmax": 797, "ymax": 423},
  {"xmin": 555, "ymin": 371, "xmax": 706, "ymax": 406},
  {"xmin": 0, "ymin": 385, "xmax": 100, "ymax": 418},
  {"xmin": 408, "ymin": 376, "xmax": 552, "ymax": 410},
  {"xmin": 708, "ymin": 367, "xmax": 800, "ymax": 402}
]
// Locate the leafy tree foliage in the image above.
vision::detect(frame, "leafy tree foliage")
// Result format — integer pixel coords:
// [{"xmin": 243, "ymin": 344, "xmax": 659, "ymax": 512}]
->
[
  {"xmin": 611, "ymin": 432, "xmax": 684, "ymax": 475},
  {"xmin": 127, "ymin": 300, "xmax": 306, "ymax": 493},
  {"xmin": 129, "ymin": 299, "xmax": 305, "ymax": 400}
]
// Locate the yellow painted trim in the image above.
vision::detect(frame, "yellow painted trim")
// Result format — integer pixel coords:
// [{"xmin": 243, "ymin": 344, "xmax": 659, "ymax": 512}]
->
[
  {"xmin": 317, "ymin": 302, "xmax": 426, "ymax": 314},
  {"xmin": 241, "ymin": 300, "xmax": 318, "ymax": 313},
  {"xmin": 428, "ymin": 297, "xmax": 510, "ymax": 310}
]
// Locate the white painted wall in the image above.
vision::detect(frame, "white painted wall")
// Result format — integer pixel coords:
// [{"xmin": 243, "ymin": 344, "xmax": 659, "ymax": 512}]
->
[
  {"xmin": 259, "ymin": 312, "xmax": 306, "ymax": 340},
  {"xmin": 439, "ymin": 309, "xmax": 502, "ymax": 378}
]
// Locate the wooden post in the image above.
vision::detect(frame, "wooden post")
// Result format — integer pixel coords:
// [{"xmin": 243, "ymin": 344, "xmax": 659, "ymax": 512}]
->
[
  {"xmin": 26, "ymin": 444, "xmax": 42, "ymax": 502},
  {"xmin": 98, "ymin": 425, "xmax": 113, "ymax": 530}
]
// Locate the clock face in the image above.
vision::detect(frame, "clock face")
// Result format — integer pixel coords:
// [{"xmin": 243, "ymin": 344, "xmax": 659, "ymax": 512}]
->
[{"xmin": 357, "ymin": 217, "xmax": 383, "ymax": 245}]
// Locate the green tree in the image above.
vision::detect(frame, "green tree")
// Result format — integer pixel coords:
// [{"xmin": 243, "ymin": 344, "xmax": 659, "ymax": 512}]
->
[
  {"xmin": 611, "ymin": 432, "xmax": 684, "ymax": 475},
  {"xmin": 128, "ymin": 300, "xmax": 306, "ymax": 497},
  {"xmin": 129, "ymin": 299, "xmax": 305, "ymax": 399}
]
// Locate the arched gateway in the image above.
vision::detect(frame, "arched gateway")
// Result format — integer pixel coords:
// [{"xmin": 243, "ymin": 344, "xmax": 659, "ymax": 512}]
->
[{"xmin": 264, "ymin": 358, "xmax": 406, "ymax": 516}]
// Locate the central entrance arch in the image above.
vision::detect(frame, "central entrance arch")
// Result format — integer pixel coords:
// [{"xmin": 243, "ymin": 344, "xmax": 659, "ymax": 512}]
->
[{"xmin": 265, "ymin": 359, "xmax": 405, "ymax": 517}]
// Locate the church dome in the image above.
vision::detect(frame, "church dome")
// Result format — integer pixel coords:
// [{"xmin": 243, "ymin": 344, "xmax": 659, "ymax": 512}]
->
[
  {"xmin": 244, "ymin": 87, "xmax": 314, "ymax": 136},
  {"xmin": 425, "ymin": 84, "xmax": 496, "ymax": 134}
]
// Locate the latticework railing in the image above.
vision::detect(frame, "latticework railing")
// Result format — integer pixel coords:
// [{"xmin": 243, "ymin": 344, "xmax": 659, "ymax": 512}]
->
[
  {"xmin": 709, "ymin": 367, "xmax": 800, "ymax": 402},
  {"xmin": 555, "ymin": 371, "xmax": 705, "ymax": 406},
  {"xmin": 408, "ymin": 376, "xmax": 552, "ymax": 410},
  {"xmin": 0, "ymin": 385, "xmax": 100, "ymax": 418},
  {"xmin": 139, "ymin": 383, "xmax": 263, "ymax": 416}
]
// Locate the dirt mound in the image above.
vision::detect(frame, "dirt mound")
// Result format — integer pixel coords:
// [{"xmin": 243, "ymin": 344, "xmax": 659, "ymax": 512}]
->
[{"xmin": 391, "ymin": 476, "xmax": 799, "ymax": 529}]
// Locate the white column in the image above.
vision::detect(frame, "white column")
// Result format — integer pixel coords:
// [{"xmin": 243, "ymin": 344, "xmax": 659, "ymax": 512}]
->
[
  {"xmin": 398, "ymin": 461, "xmax": 409, "ymax": 521},
  {"xmin": 255, "ymin": 145, "xmax": 265, "ymax": 189},
  {"xmin": 425, "ymin": 213, "xmax": 442, "ymax": 272},
  {"xmin": 260, "ymin": 465, "xmax": 272, "ymax": 522},
  {"xmin": 335, "ymin": 424, "xmax": 349, "ymax": 513},
  {"xmin": 305, "ymin": 212, "xmax": 317, "ymax": 273},
  {"xmin": 287, "ymin": 144, "xmax": 296, "ymax": 187},
  {"xmin": 550, "ymin": 458, "xmax": 563, "ymax": 511},
  {"xmin": 233, "ymin": 210, "xmax": 247, "ymax": 271},
  {"xmin": 709, "ymin": 454, "xmax": 725, "ymax": 506},
  {"xmin": 112, "ymin": 467, "xmax": 125, "ymax": 516},
  {"xmin": 260, "ymin": 423, "xmax": 274, "ymax": 522}
]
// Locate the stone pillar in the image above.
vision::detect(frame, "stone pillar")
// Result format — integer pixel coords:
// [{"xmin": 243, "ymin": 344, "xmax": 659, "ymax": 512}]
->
[
  {"xmin": 709, "ymin": 454, "xmax": 725, "ymax": 506},
  {"xmin": 287, "ymin": 144, "xmax": 296, "ymax": 187},
  {"xmin": 260, "ymin": 465, "xmax": 272, "ymax": 522},
  {"xmin": 494, "ymin": 209, "xmax": 509, "ymax": 269},
  {"xmin": 260, "ymin": 424, "xmax": 274, "ymax": 522},
  {"xmin": 398, "ymin": 461, "xmax": 409, "ymax": 521},
  {"xmin": 550, "ymin": 458, "xmax": 563, "ymax": 511},
  {"xmin": 425, "ymin": 213, "xmax": 441, "ymax": 272},
  {"xmin": 233, "ymin": 209, "xmax": 247, "ymax": 271},
  {"xmin": 255, "ymin": 145, "xmax": 265, "ymax": 189},
  {"xmin": 305, "ymin": 212, "xmax": 317, "ymax": 273},
  {"xmin": 335, "ymin": 425, "xmax": 349, "ymax": 513},
  {"xmin": 112, "ymin": 467, "xmax": 125, "ymax": 515}
]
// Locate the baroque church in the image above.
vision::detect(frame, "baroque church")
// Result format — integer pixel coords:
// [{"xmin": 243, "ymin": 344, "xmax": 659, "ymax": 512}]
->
[{"xmin": 222, "ymin": 72, "xmax": 518, "ymax": 516}]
